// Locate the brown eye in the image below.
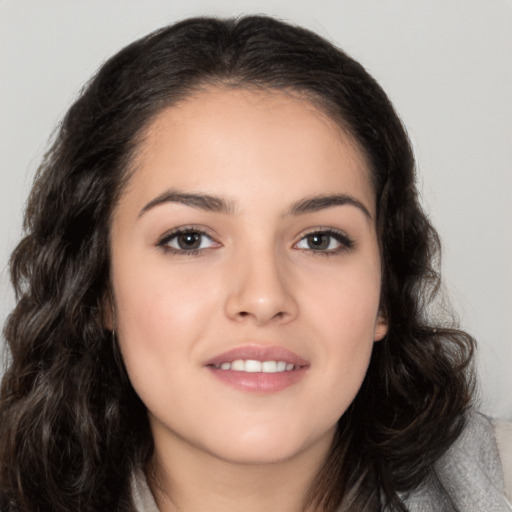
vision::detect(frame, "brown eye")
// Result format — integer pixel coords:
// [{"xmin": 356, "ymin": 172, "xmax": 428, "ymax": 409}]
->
[
  {"xmin": 295, "ymin": 229, "xmax": 354, "ymax": 254},
  {"xmin": 159, "ymin": 229, "xmax": 219, "ymax": 254},
  {"xmin": 305, "ymin": 234, "xmax": 331, "ymax": 250},
  {"xmin": 176, "ymin": 232, "xmax": 202, "ymax": 250}
]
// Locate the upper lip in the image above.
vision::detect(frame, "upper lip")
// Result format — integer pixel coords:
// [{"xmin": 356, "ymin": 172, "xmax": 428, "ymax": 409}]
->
[{"xmin": 204, "ymin": 345, "xmax": 310, "ymax": 367}]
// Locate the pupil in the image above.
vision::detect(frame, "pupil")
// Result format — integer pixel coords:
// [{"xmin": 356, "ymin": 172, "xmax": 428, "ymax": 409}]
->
[
  {"xmin": 178, "ymin": 232, "xmax": 200, "ymax": 249},
  {"xmin": 308, "ymin": 234, "xmax": 329, "ymax": 250}
]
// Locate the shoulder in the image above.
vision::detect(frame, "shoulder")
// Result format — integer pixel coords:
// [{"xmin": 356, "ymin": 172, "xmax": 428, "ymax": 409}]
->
[
  {"xmin": 130, "ymin": 468, "xmax": 159, "ymax": 512},
  {"xmin": 493, "ymin": 417, "xmax": 512, "ymax": 501},
  {"xmin": 400, "ymin": 412, "xmax": 512, "ymax": 511},
  {"xmin": 432, "ymin": 412, "xmax": 511, "ymax": 510}
]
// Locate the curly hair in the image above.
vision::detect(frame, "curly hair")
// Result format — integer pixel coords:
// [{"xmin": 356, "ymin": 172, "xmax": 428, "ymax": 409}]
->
[{"xmin": 0, "ymin": 15, "xmax": 475, "ymax": 512}]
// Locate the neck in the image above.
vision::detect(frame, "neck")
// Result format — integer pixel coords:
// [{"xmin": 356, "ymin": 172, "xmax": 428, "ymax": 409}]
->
[{"xmin": 147, "ymin": 430, "xmax": 334, "ymax": 512}]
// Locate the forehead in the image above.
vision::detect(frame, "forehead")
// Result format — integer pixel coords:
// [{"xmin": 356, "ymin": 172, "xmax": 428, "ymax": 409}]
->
[{"xmin": 122, "ymin": 86, "xmax": 375, "ymax": 215}]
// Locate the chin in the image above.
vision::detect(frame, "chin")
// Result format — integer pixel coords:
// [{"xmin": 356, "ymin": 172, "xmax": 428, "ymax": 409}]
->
[
  {"xmin": 212, "ymin": 444, "xmax": 304, "ymax": 465},
  {"xmin": 202, "ymin": 424, "xmax": 334, "ymax": 466}
]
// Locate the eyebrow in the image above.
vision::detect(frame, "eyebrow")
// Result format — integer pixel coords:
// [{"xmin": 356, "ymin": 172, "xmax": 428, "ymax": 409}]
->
[
  {"xmin": 138, "ymin": 189, "xmax": 371, "ymax": 220},
  {"xmin": 139, "ymin": 190, "xmax": 235, "ymax": 217},
  {"xmin": 286, "ymin": 194, "xmax": 372, "ymax": 220}
]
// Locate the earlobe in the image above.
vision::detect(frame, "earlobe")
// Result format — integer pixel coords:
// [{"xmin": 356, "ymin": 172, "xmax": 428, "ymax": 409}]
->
[{"xmin": 374, "ymin": 314, "xmax": 388, "ymax": 342}]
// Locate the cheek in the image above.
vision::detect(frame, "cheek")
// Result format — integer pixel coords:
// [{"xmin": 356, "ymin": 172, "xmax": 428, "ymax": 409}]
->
[
  {"xmin": 111, "ymin": 257, "xmax": 219, "ymax": 384},
  {"xmin": 303, "ymin": 256, "xmax": 382, "ymax": 338},
  {"xmin": 300, "ymin": 258, "xmax": 381, "ymax": 404},
  {"xmin": 115, "ymin": 250, "xmax": 216, "ymax": 329}
]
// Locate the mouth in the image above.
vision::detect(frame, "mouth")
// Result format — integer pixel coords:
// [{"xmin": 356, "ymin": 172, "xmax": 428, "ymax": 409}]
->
[{"xmin": 204, "ymin": 345, "xmax": 309, "ymax": 392}]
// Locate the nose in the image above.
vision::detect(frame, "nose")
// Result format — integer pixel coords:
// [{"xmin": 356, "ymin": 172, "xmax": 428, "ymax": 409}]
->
[{"xmin": 224, "ymin": 248, "xmax": 299, "ymax": 326}]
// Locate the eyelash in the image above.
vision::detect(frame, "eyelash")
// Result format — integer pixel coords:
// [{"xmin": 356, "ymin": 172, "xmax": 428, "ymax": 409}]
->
[
  {"xmin": 157, "ymin": 227, "xmax": 354, "ymax": 256},
  {"xmin": 157, "ymin": 226, "xmax": 219, "ymax": 256},
  {"xmin": 293, "ymin": 228, "xmax": 354, "ymax": 256}
]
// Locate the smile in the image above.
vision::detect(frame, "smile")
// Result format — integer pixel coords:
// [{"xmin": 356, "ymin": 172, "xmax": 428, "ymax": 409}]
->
[
  {"xmin": 212, "ymin": 360, "xmax": 297, "ymax": 372},
  {"xmin": 205, "ymin": 345, "xmax": 309, "ymax": 392}
]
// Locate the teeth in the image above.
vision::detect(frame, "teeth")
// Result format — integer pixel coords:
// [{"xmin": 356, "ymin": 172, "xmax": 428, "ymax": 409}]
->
[
  {"xmin": 245, "ymin": 360, "xmax": 261, "ymax": 372},
  {"xmin": 231, "ymin": 360, "xmax": 245, "ymax": 371},
  {"xmin": 214, "ymin": 359, "xmax": 296, "ymax": 373},
  {"xmin": 262, "ymin": 361, "xmax": 276, "ymax": 373}
]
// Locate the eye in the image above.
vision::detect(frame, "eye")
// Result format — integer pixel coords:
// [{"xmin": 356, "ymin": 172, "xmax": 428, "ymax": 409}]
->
[
  {"xmin": 295, "ymin": 229, "xmax": 353, "ymax": 254},
  {"xmin": 158, "ymin": 227, "xmax": 220, "ymax": 254}
]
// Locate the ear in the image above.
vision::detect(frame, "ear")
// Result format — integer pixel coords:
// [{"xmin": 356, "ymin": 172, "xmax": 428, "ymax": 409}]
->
[
  {"xmin": 102, "ymin": 290, "xmax": 115, "ymax": 331},
  {"xmin": 373, "ymin": 313, "xmax": 388, "ymax": 342}
]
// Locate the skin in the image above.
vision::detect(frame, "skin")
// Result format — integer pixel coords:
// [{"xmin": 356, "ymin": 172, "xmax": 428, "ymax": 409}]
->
[{"xmin": 109, "ymin": 87, "xmax": 387, "ymax": 511}]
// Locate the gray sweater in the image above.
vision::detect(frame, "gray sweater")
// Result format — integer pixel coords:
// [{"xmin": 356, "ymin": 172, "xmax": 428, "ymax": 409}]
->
[
  {"xmin": 399, "ymin": 413, "xmax": 511, "ymax": 511},
  {"xmin": 131, "ymin": 413, "xmax": 512, "ymax": 511}
]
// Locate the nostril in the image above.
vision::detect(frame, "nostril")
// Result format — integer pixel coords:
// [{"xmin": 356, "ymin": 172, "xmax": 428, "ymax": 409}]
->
[{"xmin": 225, "ymin": 283, "xmax": 299, "ymax": 325}]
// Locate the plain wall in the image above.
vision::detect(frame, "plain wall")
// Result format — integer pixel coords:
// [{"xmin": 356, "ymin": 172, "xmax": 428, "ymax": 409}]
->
[{"xmin": 1, "ymin": 0, "xmax": 511, "ymax": 418}]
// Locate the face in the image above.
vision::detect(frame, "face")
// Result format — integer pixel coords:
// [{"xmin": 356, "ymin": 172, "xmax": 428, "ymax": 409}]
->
[{"xmin": 109, "ymin": 87, "xmax": 387, "ymax": 467}]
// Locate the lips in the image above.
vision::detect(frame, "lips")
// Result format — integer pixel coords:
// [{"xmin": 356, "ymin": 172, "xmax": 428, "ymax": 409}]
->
[{"xmin": 204, "ymin": 345, "xmax": 309, "ymax": 393}]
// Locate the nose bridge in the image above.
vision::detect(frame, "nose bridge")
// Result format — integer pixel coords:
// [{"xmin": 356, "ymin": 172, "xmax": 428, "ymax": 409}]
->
[{"xmin": 225, "ymin": 239, "xmax": 298, "ymax": 325}]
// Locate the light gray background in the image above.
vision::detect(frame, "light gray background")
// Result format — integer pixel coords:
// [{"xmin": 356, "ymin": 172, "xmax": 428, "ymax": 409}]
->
[{"xmin": 1, "ymin": 0, "xmax": 511, "ymax": 418}]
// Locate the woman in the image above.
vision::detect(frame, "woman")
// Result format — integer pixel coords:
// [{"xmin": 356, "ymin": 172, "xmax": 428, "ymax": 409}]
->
[{"xmin": 0, "ymin": 15, "xmax": 510, "ymax": 512}]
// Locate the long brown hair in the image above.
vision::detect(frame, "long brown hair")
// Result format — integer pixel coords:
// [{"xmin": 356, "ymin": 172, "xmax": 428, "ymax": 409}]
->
[{"xmin": 0, "ymin": 15, "xmax": 475, "ymax": 511}]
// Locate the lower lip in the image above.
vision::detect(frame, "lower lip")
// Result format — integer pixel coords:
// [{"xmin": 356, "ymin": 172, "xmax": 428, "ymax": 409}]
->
[{"xmin": 206, "ymin": 366, "xmax": 308, "ymax": 393}]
